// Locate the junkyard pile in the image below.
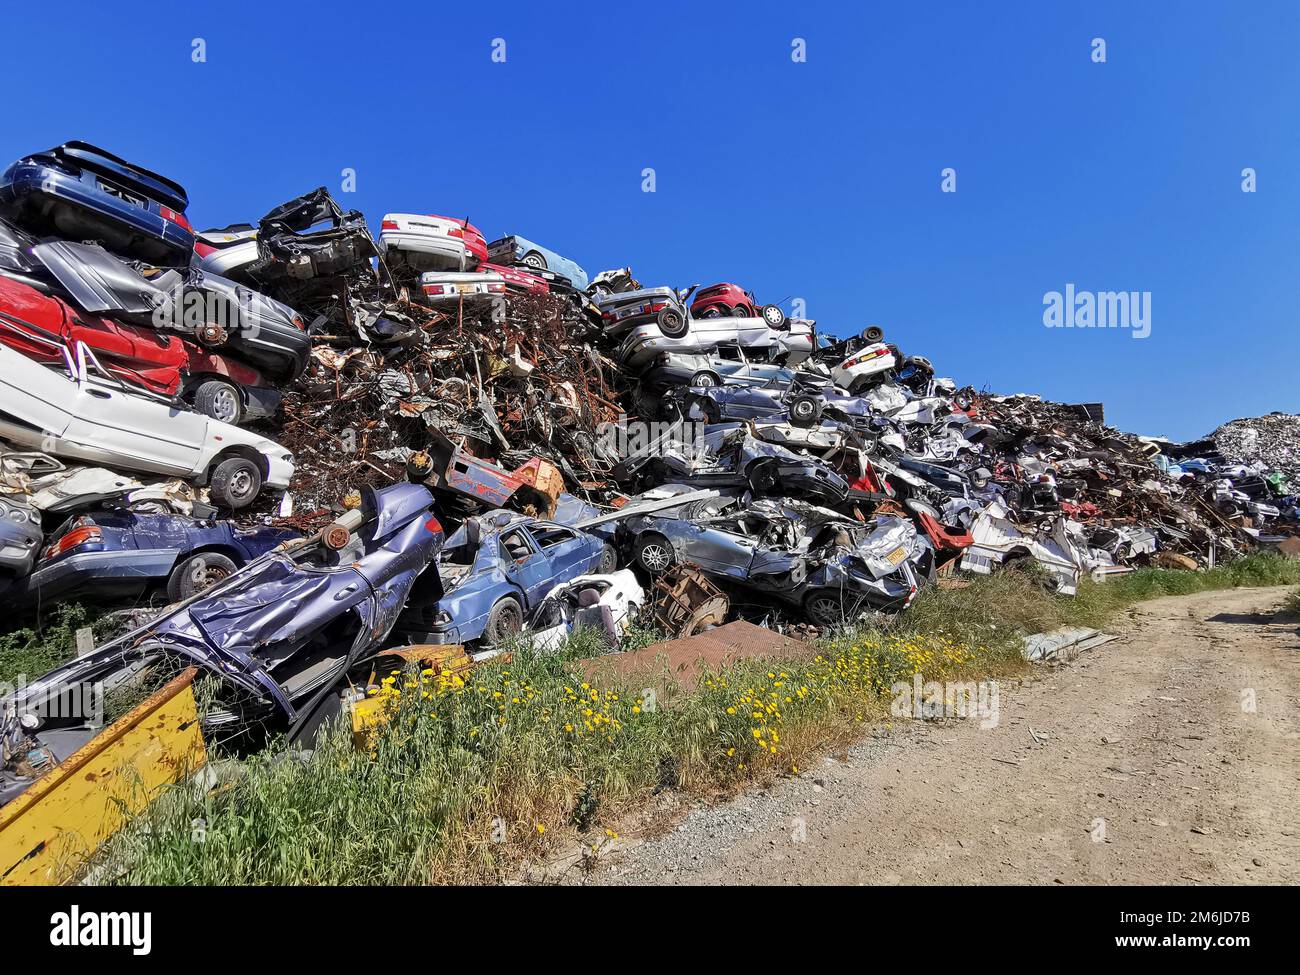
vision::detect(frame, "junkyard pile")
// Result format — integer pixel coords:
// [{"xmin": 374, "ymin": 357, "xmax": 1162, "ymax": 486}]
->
[{"xmin": 1, "ymin": 142, "xmax": 1297, "ymax": 785}]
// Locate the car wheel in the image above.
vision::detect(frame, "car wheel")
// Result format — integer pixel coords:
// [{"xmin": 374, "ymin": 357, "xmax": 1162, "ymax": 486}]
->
[
  {"xmin": 848, "ymin": 377, "xmax": 874, "ymax": 396},
  {"xmin": 698, "ymin": 306, "xmax": 722, "ymax": 318},
  {"xmin": 732, "ymin": 304, "xmax": 750, "ymax": 318},
  {"xmin": 634, "ymin": 534, "xmax": 675, "ymax": 574},
  {"xmin": 788, "ymin": 394, "xmax": 821, "ymax": 427},
  {"xmin": 167, "ymin": 551, "xmax": 238, "ymax": 602},
  {"xmin": 209, "ymin": 457, "xmax": 262, "ymax": 510},
  {"xmin": 657, "ymin": 306, "xmax": 688, "ymax": 338},
  {"xmin": 761, "ymin": 304, "xmax": 786, "ymax": 328},
  {"xmin": 484, "ymin": 596, "xmax": 523, "ymax": 646},
  {"xmin": 598, "ymin": 543, "xmax": 619, "ymax": 574},
  {"xmin": 862, "ymin": 325, "xmax": 885, "ymax": 343},
  {"xmin": 746, "ymin": 459, "xmax": 780, "ymax": 494},
  {"xmin": 696, "ymin": 397, "xmax": 722, "ymax": 424},
  {"xmin": 690, "ymin": 371, "xmax": 720, "ymax": 388},
  {"xmin": 804, "ymin": 590, "xmax": 846, "ymax": 627},
  {"xmin": 522, "ymin": 251, "xmax": 547, "ymax": 271},
  {"xmin": 193, "ymin": 379, "xmax": 244, "ymax": 426}
]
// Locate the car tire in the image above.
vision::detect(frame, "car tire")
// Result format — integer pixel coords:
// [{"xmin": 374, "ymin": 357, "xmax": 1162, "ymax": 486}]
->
[
  {"xmin": 690, "ymin": 371, "xmax": 720, "ymax": 388},
  {"xmin": 697, "ymin": 397, "xmax": 722, "ymax": 424},
  {"xmin": 746, "ymin": 458, "xmax": 780, "ymax": 494},
  {"xmin": 522, "ymin": 251, "xmax": 547, "ymax": 271},
  {"xmin": 633, "ymin": 533, "xmax": 675, "ymax": 574},
  {"xmin": 699, "ymin": 306, "xmax": 722, "ymax": 319},
  {"xmin": 803, "ymin": 589, "xmax": 847, "ymax": 627},
  {"xmin": 732, "ymin": 304, "xmax": 750, "ymax": 318},
  {"xmin": 598, "ymin": 543, "xmax": 619, "ymax": 574},
  {"xmin": 657, "ymin": 306, "xmax": 688, "ymax": 338},
  {"xmin": 761, "ymin": 305, "xmax": 786, "ymax": 328},
  {"xmin": 848, "ymin": 377, "xmax": 874, "ymax": 396},
  {"xmin": 788, "ymin": 395, "xmax": 822, "ymax": 427},
  {"xmin": 209, "ymin": 457, "xmax": 263, "ymax": 510},
  {"xmin": 483, "ymin": 595, "xmax": 524, "ymax": 646},
  {"xmin": 167, "ymin": 551, "xmax": 238, "ymax": 602},
  {"xmin": 193, "ymin": 379, "xmax": 244, "ymax": 426},
  {"xmin": 862, "ymin": 325, "xmax": 885, "ymax": 343}
]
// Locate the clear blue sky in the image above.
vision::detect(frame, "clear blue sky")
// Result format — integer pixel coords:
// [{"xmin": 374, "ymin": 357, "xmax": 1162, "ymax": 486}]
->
[{"xmin": 5, "ymin": 0, "xmax": 1297, "ymax": 440}]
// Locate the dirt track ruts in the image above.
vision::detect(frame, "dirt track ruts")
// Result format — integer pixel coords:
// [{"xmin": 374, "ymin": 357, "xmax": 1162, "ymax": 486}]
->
[{"xmin": 594, "ymin": 586, "xmax": 1300, "ymax": 885}]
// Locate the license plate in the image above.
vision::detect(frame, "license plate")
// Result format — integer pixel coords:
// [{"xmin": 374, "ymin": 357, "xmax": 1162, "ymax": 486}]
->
[
  {"xmin": 885, "ymin": 546, "xmax": 908, "ymax": 566},
  {"xmin": 456, "ymin": 284, "xmax": 477, "ymax": 294},
  {"xmin": 98, "ymin": 179, "xmax": 146, "ymax": 209}
]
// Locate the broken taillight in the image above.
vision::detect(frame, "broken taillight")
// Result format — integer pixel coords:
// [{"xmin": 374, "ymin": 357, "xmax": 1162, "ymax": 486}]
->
[
  {"xmin": 423, "ymin": 284, "xmax": 447, "ymax": 295},
  {"xmin": 381, "ymin": 219, "xmax": 400, "ymax": 231},
  {"xmin": 41, "ymin": 524, "xmax": 103, "ymax": 562},
  {"xmin": 160, "ymin": 206, "xmax": 191, "ymax": 230}
]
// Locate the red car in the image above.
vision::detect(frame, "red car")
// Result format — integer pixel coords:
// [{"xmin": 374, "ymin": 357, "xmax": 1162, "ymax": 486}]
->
[
  {"xmin": 0, "ymin": 275, "xmax": 279, "ymax": 424},
  {"xmin": 478, "ymin": 261, "xmax": 549, "ymax": 294},
  {"xmin": 691, "ymin": 282, "xmax": 763, "ymax": 318}
]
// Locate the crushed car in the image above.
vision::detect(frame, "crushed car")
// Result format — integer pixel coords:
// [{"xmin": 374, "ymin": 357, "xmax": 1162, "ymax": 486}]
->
[{"xmin": 398, "ymin": 508, "xmax": 616, "ymax": 648}]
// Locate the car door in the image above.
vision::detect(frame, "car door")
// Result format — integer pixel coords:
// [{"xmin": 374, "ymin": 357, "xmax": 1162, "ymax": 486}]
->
[
  {"xmin": 680, "ymin": 519, "xmax": 756, "ymax": 578},
  {"xmin": 497, "ymin": 527, "xmax": 552, "ymax": 607},
  {"xmin": 526, "ymin": 523, "xmax": 593, "ymax": 582},
  {"xmin": 58, "ymin": 346, "xmax": 207, "ymax": 475},
  {"xmin": 0, "ymin": 344, "xmax": 75, "ymax": 445}
]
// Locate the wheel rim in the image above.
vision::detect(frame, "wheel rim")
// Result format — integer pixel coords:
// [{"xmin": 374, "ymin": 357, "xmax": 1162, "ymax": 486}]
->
[
  {"xmin": 211, "ymin": 386, "xmax": 240, "ymax": 423},
  {"xmin": 693, "ymin": 373, "xmax": 716, "ymax": 388},
  {"xmin": 639, "ymin": 542, "xmax": 672, "ymax": 572},
  {"xmin": 793, "ymin": 401, "xmax": 814, "ymax": 420},
  {"xmin": 763, "ymin": 306, "xmax": 783, "ymax": 326},
  {"xmin": 196, "ymin": 565, "xmax": 230, "ymax": 591},
  {"xmin": 493, "ymin": 605, "xmax": 520, "ymax": 640},
  {"xmin": 228, "ymin": 469, "xmax": 255, "ymax": 501},
  {"xmin": 808, "ymin": 596, "xmax": 841, "ymax": 624},
  {"xmin": 523, "ymin": 254, "xmax": 544, "ymax": 269}
]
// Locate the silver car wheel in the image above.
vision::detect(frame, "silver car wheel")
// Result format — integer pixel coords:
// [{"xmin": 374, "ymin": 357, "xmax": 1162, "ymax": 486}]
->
[
  {"xmin": 807, "ymin": 595, "xmax": 843, "ymax": 625},
  {"xmin": 639, "ymin": 542, "xmax": 672, "ymax": 572},
  {"xmin": 211, "ymin": 385, "xmax": 240, "ymax": 423}
]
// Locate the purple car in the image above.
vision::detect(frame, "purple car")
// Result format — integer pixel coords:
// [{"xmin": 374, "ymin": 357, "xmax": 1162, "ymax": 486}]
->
[
  {"xmin": 22, "ymin": 509, "xmax": 299, "ymax": 608},
  {"xmin": 0, "ymin": 141, "xmax": 194, "ymax": 267}
]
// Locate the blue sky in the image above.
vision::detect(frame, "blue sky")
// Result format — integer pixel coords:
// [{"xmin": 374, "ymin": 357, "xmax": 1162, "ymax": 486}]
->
[{"xmin": 5, "ymin": 0, "xmax": 1297, "ymax": 440}]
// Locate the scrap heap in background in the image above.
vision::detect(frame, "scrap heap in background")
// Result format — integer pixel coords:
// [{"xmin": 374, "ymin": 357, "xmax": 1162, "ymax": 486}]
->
[{"xmin": 1, "ymin": 141, "xmax": 1298, "ymax": 778}]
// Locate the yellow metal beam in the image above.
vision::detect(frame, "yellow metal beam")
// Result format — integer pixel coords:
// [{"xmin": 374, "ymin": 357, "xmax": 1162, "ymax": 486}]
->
[{"xmin": 0, "ymin": 667, "xmax": 206, "ymax": 886}]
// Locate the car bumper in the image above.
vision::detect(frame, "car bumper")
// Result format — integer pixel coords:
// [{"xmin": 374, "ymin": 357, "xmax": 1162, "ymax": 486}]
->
[
  {"xmin": 1, "ymin": 163, "xmax": 193, "ymax": 264},
  {"xmin": 379, "ymin": 231, "xmax": 469, "ymax": 269},
  {"xmin": 24, "ymin": 548, "xmax": 178, "ymax": 602},
  {"xmin": 264, "ymin": 453, "xmax": 295, "ymax": 491},
  {"xmin": 0, "ymin": 522, "xmax": 42, "ymax": 576}
]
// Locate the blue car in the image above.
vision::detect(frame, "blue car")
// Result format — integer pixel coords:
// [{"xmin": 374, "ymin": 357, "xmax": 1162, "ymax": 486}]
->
[
  {"xmin": 0, "ymin": 142, "xmax": 194, "ymax": 267},
  {"xmin": 22, "ymin": 508, "xmax": 297, "ymax": 608},
  {"xmin": 486, "ymin": 234, "xmax": 588, "ymax": 291},
  {"xmin": 407, "ymin": 509, "xmax": 615, "ymax": 647}
]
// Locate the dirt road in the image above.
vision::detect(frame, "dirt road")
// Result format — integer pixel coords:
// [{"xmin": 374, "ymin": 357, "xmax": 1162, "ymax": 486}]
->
[{"xmin": 598, "ymin": 587, "xmax": 1300, "ymax": 885}]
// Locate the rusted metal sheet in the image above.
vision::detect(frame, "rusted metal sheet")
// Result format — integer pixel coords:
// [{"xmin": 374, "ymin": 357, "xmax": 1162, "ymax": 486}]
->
[{"xmin": 578, "ymin": 620, "xmax": 817, "ymax": 696}]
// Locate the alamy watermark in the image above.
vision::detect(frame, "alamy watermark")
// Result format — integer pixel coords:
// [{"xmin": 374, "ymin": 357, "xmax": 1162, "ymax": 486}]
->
[
  {"xmin": 890, "ymin": 673, "xmax": 999, "ymax": 729},
  {"xmin": 1043, "ymin": 283, "xmax": 1151, "ymax": 339}
]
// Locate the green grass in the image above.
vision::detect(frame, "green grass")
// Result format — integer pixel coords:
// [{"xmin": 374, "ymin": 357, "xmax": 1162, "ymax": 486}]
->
[
  {"xmin": 78, "ymin": 553, "xmax": 1300, "ymax": 885},
  {"xmin": 0, "ymin": 603, "xmax": 105, "ymax": 689}
]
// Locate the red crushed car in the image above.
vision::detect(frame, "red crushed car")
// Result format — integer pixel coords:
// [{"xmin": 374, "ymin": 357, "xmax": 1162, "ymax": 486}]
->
[
  {"xmin": 0, "ymin": 275, "xmax": 279, "ymax": 424},
  {"xmin": 691, "ymin": 282, "xmax": 763, "ymax": 318},
  {"xmin": 478, "ymin": 261, "xmax": 549, "ymax": 294}
]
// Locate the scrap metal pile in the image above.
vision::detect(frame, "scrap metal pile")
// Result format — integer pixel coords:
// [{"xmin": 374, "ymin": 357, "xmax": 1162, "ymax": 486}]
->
[{"xmin": 1, "ymin": 141, "xmax": 1298, "ymax": 792}]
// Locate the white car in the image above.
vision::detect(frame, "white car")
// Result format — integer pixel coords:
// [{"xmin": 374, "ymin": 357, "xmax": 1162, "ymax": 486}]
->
[
  {"xmin": 191, "ymin": 225, "xmax": 259, "ymax": 278},
  {"xmin": 829, "ymin": 341, "xmax": 900, "ymax": 393},
  {"xmin": 418, "ymin": 269, "xmax": 507, "ymax": 306},
  {"xmin": 379, "ymin": 213, "xmax": 481, "ymax": 272},
  {"xmin": 619, "ymin": 316, "xmax": 815, "ymax": 371},
  {"xmin": 0, "ymin": 342, "xmax": 294, "ymax": 509},
  {"xmin": 526, "ymin": 570, "xmax": 645, "ymax": 653}
]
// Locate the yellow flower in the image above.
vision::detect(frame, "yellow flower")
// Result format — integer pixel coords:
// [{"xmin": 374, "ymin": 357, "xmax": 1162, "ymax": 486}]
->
[{"xmin": 536, "ymin": 824, "xmax": 546, "ymax": 834}]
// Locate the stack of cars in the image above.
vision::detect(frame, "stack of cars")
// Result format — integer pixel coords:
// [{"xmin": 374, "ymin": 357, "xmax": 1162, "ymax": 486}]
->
[{"xmin": 2, "ymin": 137, "xmax": 1297, "ymax": 782}]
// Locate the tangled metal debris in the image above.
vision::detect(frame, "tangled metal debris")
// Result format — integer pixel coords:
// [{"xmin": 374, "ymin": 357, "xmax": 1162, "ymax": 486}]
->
[{"xmin": 1, "ymin": 140, "xmax": 1298, "ymax": 803}]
